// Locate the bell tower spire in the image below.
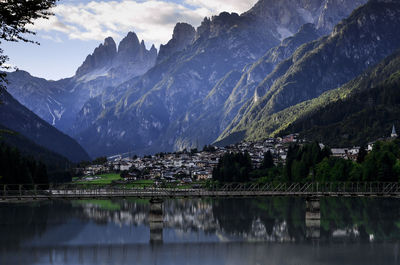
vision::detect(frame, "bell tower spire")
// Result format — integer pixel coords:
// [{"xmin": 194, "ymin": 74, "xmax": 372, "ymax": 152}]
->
[{"xmin": 391, "ymin": 124, "xmax": 398, "ymax": 138}]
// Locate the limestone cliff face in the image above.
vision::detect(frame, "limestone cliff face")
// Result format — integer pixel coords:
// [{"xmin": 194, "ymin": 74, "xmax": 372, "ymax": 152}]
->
[
  {"xmin": 157, "ymin": 23, "xmax": 195, "ymax": 63},
  {"xmin": 316, "ymin": 0, "xmax": 368, "ymax": 33}
]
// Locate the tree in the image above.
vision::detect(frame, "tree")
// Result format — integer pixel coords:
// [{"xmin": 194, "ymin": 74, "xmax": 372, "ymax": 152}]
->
[
  {"xmin": 212, "ymin": 152, "xmax": 253, "ymax": 183},
  {"xmin": 357, "ymin": 145, "xmax": 368, "ymax": 164},
  {"xmin": 92, "ymin": 156, "xmax": 107, "ymax": 165},
  {"xmin": 203, "ymin": 145, "xmax": 216, "ymax": 152},
  {"xmin": 285, "ymin": 144, "xmax": 300, "ymax": 182},
  {"xmin": 284, "ymin": 142, "xmax": 331, "ymax": 182},
  {"xmin": 0, "ymin": 0, "xmax": 57, "ymax": 90},
  {"xmin": 260, "ymin": 151, "xmax": 274, "ymax": 169},
  {"xmin": 0, "ymin": 142, "xmax": 49, "ymax": 184},
  {"xmin": 362, "ymin": 140, "xmax": 400, "ymax": 182},
  {"xmin": 190, "ymin": 148, "xmax": 198, "ymax": 155}
]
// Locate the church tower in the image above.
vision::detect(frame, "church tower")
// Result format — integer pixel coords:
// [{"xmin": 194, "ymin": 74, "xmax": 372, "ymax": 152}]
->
[{"xmin": 391, "ymin": 125, "xmax": 398, "ymax": 138}]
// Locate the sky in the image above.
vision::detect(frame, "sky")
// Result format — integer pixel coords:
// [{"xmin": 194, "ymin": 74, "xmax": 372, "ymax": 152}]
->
[{"xmin": 2, "ymin": 0, "xmax": 257, "ymax": 80}]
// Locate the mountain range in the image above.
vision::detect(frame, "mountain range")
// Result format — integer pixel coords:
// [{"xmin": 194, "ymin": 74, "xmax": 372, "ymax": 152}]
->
[{"xmin": 4, "ymin": 0, "xmax": 400, "ymax": 158}]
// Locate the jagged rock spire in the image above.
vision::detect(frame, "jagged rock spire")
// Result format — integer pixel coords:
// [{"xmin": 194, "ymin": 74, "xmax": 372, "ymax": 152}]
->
[
  {"xmin": 157, "ymin": 22, "xmax": 195, "ymax": 63},
  {"xmin": 76, "ymin": 37, "xmax": 117, "ymax": 76}
]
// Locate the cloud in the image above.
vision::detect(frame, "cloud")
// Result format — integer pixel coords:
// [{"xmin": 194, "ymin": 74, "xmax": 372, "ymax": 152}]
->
[
  {"xmin": 29, "ymin": 16, "xmax": 78, "ymax": 34},
  {"xmin": 41, "ymin": 34, "xmax": 63, "ymax": 43},
  {"xmin": 29, "ymin": 0, "xmax": 257, "ymax": 46},
  {"xmin": 184, "ymin": 0, "xmax": 257, "ymax": 14}
]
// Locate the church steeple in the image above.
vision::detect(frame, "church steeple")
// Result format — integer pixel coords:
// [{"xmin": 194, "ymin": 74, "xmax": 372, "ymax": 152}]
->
[{"xmin": 391, "ymin": 124, "xmax": 398, "ymax": 138}]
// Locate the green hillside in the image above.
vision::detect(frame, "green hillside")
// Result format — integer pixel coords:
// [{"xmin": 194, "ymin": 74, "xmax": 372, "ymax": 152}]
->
[{"xmin": 226, "ymin": 49, "xmax": 400, "ymax": 147}]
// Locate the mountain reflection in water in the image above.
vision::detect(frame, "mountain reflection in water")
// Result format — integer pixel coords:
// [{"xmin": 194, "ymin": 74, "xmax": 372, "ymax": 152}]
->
[{"xmin": 0, "ymin": 197, "xmax": 399, "ymax": 265}]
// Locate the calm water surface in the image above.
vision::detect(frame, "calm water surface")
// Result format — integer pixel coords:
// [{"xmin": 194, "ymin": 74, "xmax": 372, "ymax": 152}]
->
[{"xmin": 0, "ymin": 197, "xmax": 399, "ymax": 265}]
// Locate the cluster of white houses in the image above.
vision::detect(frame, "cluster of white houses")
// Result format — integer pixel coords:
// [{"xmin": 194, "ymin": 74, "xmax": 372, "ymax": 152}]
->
[
  {"xmin": 79, "ymin": 125, "xmax": 399, "ymax": 182},
  {"xmin": 80, "ymin": 135, "xmax": 301, "ymax": 181},
  {"xmin": 330, "ymin": 125, "xmax": 399, "ymax": 160}
]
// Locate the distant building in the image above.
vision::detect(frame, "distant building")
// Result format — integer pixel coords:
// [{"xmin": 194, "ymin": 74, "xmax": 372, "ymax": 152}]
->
[
  {"xmin": 391, "ymin": 125, "xmax": 398, "ymax": 138},
  {"xmin": 331, "ymin": 148, "xmax": 348, "ymax": 159},
  {"xmin": 367, "ymin": 142, "xmax": 375, "ymax": 152},
  {"xmin": 194, "ymin": 171, "xmax": 212, "ymax": 181},
  {"xmin": 347, "ymin": 147, "xmax": 360, "ymax": 161},
  {"xmin": 282, "ymin": 134, "xmax": 296, "ymax": 143}
]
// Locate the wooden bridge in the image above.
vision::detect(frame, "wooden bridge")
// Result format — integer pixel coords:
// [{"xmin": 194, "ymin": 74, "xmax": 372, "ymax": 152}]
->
[{"xmin": 2, "ymin": 182, "xmax": 400, "ymax": 200}]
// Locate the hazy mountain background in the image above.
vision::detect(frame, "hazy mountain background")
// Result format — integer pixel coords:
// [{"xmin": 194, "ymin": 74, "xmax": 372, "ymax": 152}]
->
[{"xmin": 4, "ymin": 0, "xmax": 400, "ymax": 158}]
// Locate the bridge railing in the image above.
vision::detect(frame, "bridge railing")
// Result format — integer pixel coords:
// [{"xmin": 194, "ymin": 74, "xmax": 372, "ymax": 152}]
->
[{"xmin": 1, "ymin": 182, "xmax": 400, "ymax": 198}]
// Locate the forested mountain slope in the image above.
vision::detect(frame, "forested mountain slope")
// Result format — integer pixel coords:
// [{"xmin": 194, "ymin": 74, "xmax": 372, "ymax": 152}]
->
[{"xmin": 220, "ymin": 0, "xmax": 400, "ymax": 144}]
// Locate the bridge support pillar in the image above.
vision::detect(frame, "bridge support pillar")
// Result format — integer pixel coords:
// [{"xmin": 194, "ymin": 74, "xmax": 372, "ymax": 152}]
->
[
  {"xmin": 149, "ymin": 198, "xmax": 164, "ymax": 245},
  {"xmin": 305, "ymin": 198, "xmax": 320, "ymax": 240}
]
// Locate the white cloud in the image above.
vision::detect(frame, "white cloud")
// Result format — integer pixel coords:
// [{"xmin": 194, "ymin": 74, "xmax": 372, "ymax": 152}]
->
[
  {"xmin": 41, "ymin": 34, "xmax": 63, "ymax": 43},
  {"xmin": 184, "ymin": 0, "xmax": 257, "ymax": 14},
  {"xmin": 28, "ymin": 0, "xmax": 257, "ymax": 46}
]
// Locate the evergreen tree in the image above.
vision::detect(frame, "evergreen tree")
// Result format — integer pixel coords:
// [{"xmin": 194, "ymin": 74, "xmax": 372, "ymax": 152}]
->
[
  {"xmin": 285, "ymin": 142, "xmax": 331, "ymax": 182},
  {"xmin": 0, "ymin": 142, "xmax": 50, "ymax": 184},
  {"xmin": 212, "ymin": 152, "xmax": 253, "ymax": 183},
  {"xmin": 261, "ymin": 151, "xmax": 274, "ymax": 169},
  {"xmin": 357, "ymin": 145, "xmax": 368, "ymax": 164},
  {"xmin": 92, "ymin": 156, "xmax": 107, "ymax": 165}
]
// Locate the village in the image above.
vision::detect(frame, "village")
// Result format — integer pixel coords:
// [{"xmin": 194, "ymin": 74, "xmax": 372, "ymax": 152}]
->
[{"xmin": 74, "ymin": 124, "xmax": 394, "ymax": 184}]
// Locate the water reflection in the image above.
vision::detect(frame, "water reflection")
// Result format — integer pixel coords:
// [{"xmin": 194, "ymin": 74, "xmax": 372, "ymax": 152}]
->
[
  {"xmin": 0, "ymin": 197, "xmax": 400, "ymax": 265},
  {"xmin": 306, "ymin": 198, "xmax": 321, "ymax": 239},
  {"xmin": 149, "ymin": 198, "xmax": 163, "ymax": 244}
]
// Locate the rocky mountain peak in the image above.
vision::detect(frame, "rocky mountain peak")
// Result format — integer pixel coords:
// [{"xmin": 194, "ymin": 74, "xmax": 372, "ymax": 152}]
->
[
  {"xmin": 242, "ymin": 0, "xmax": 368, "ymax": 39},
  {"xmin": 74, "ymin": 30, "xmax": 157, "ymax": 84},
  {"xmin": 149, "ymin": 44, "xmax": 158, "ymax": 58},
  {"xmin": 75, "ymin": 36, "xmax": 117, "ymax": 77},
  {"xmin": 195, "ymin": 12, "xmax": 243, "ymax": 41},
  {"xmin": 104, "ymin": 37, "xmax": 116, "ymax": 48},
  {"xmin": 157, "ymin": 22, "xmax": 195, "ymax": 63},
  {"xmin": 117, "ymin": 31, "xmax": 141, "ymax": 57},
  {"xmin": 172, "ymin": 23, "xmax": 196, "ymax": 43}
]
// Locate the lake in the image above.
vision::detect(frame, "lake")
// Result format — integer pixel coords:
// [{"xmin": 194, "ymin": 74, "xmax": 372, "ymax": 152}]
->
[{"xmin": 0, "ymin": 197, "xmax": 399, "ymax": 265}]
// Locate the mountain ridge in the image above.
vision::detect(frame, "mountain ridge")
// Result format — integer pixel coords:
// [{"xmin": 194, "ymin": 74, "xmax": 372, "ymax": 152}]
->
[{"xmin": 0, "ymin": 90, "xmax": 90, "ymax": 162}]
